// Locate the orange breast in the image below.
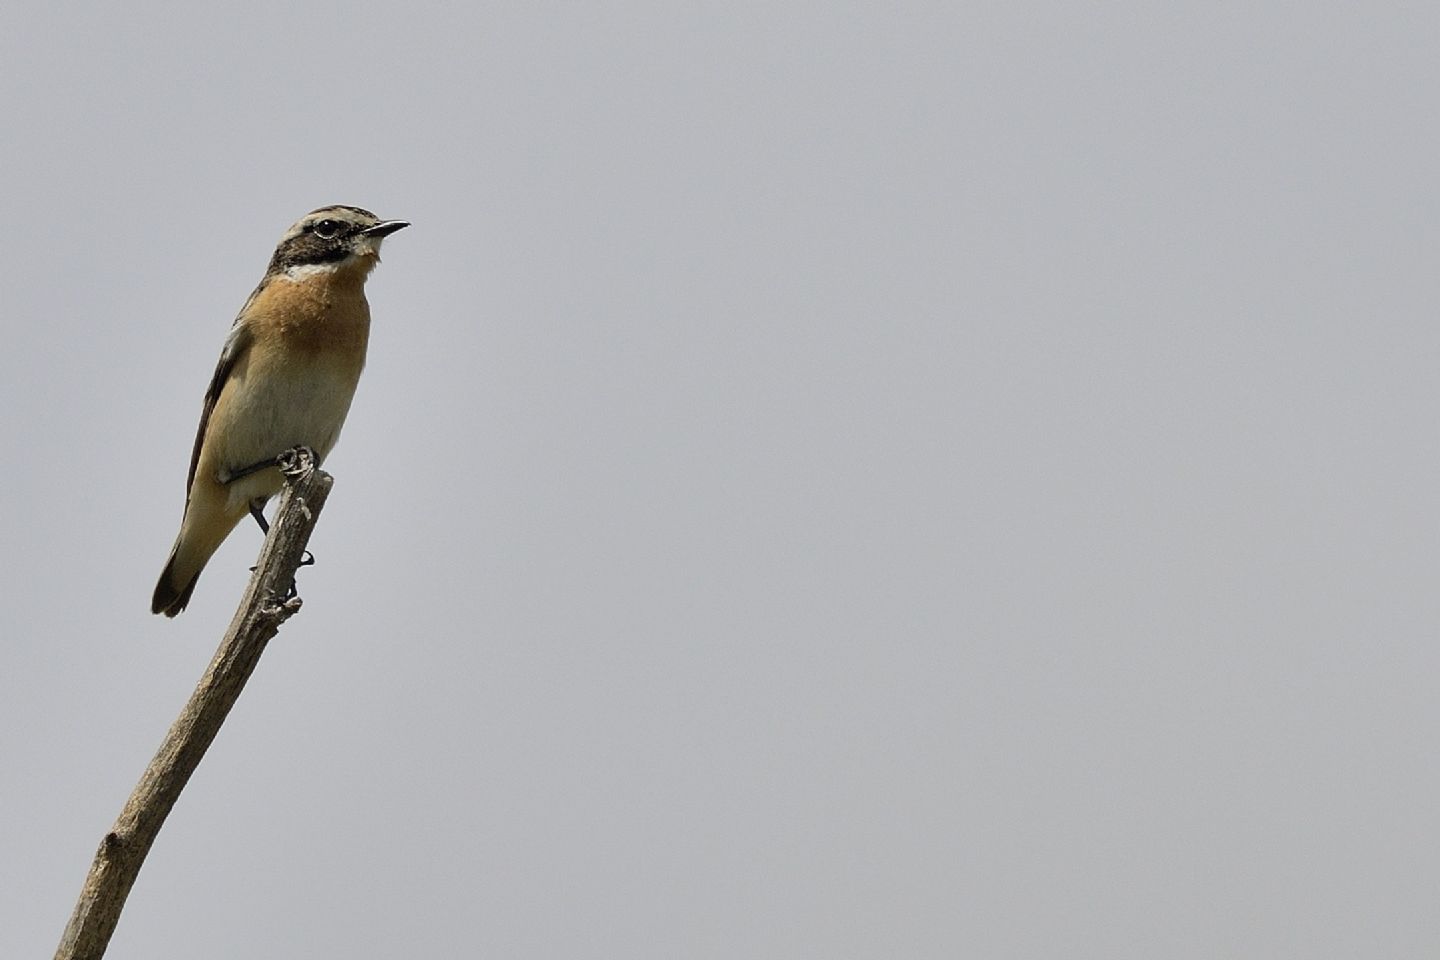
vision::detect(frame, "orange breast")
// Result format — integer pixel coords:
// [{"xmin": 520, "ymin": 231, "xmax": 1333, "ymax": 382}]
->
[{"xmin": 245, "ymin": 269, "xmax": 371, "ymax": 368}]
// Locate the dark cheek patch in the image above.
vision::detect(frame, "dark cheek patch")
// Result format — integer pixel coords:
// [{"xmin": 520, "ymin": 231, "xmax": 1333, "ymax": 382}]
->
[{"xmin": 268, "ymin": 236, "xmax": 351, "ymax": 272}]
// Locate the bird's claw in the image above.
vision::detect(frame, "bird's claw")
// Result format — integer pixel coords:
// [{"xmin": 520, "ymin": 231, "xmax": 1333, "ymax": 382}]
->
[{"xmin": 277, "ymin": 446, "xmax": 317, "ymax": 479}]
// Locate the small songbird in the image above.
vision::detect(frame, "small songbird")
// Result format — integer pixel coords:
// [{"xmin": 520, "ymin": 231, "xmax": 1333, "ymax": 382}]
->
[{"xmin": 152, "ymin": 205, "xmax": 409, "ymax": 617}]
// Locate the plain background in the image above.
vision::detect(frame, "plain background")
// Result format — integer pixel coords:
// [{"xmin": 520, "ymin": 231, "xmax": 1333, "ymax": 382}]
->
[{"xmin": 5, "ymin": 2, "xmax": 1439, "ymax": 957}]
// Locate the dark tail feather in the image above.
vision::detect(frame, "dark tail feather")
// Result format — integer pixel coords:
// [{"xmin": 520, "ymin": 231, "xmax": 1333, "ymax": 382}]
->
[{"xmin": 152, "ymin": 551, "xmax": 202, "ymax": 617}]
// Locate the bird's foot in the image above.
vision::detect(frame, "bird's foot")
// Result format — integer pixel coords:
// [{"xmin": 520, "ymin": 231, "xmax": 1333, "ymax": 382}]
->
[
  {"xmin": 222, "ymin": 445, "xmax": 318, "ymax": 485},
  {"xmin": 277, "ymin": 446, "xmax": 317, "ymax": 480}
]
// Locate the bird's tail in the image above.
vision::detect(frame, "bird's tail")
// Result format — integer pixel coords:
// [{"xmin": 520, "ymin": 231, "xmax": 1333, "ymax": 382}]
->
[
  {"xmin": 151, "ymin": 542, "xmax": 206, "ymax": 617},
  {"xmin": 151, "ymin": 505, "xmax": 239, "ymax": 616}
]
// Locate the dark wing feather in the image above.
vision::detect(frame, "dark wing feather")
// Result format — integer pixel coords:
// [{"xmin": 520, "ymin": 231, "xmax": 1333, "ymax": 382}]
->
[{"xmin": 185, "ymin": 313, "xmax": 255, "ymax": 496}]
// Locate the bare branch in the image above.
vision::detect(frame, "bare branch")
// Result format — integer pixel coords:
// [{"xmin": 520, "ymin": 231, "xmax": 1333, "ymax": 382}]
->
[{"xmin": 55, "ymin": 452, "xmax": 334, "ymax": 960}]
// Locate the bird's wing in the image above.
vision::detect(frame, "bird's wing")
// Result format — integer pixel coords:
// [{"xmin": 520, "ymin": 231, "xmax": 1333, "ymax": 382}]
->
[{"xmin": 185, "ymin": 315, "xmax": 255, "ymax": 496}]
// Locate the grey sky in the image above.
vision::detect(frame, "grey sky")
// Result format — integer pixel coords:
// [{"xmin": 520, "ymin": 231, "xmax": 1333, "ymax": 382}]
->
[{"xmin": 5, "ymin": 2, "xmax": 1438, "ymax": 957}]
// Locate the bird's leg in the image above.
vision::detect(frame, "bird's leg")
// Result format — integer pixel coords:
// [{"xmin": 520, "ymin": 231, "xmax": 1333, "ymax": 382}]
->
[
  {"xmin": 247, "ymin": 498, "xmax": 270, "ymax": 573},
  {"xmin": 241, "ymin": 447, "xmax": 319, "ymax": 575},
  {"xmin": 248, "ymin": 498, "xmax": 270, "ymax": 535},
  {"xmin": 222, "ymin": 445, "xmax": 319, "ymax": 486},
  {"xmin": 221, "ymin": 459, "xmax": 277, "ymax": 485}
]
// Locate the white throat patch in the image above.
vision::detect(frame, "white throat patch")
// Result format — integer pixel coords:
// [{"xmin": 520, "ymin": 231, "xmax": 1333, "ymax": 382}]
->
[{"xmin": 281, "ymin": 261, "xmax": 345, "ymax": 281}]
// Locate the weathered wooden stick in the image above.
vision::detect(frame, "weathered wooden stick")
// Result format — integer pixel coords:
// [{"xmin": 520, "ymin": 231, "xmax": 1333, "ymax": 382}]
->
[{"xmin": 55, "ymin": 449, "xmax": 333, "ymax": 960}]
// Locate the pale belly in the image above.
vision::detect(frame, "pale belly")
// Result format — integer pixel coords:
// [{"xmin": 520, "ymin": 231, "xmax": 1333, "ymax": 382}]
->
[{"xmin": 204, "ymin": 352, "xmax": 362, "ymax": 512}]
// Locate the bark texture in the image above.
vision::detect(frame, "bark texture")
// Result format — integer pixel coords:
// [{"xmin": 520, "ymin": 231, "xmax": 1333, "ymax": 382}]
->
[{"xmin": 55, "ymin": 450, "xmax": 333, "ymax": 960}]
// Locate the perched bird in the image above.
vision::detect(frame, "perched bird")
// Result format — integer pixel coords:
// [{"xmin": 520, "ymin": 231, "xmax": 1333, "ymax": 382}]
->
[{"xmin": 152, "ymin": 205, "xmax": 409, "ymax": 617}]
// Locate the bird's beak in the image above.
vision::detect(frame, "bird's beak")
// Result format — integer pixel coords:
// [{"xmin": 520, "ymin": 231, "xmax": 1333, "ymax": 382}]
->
[{"xmin": 362, "ymin": 220, "xmax": 410, "ymax": 237}]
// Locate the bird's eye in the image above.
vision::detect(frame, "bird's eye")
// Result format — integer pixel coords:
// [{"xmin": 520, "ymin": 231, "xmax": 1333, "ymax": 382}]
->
[{"xmin": 312, "ymin": 219, "xmax": 344, "ymax": 239}]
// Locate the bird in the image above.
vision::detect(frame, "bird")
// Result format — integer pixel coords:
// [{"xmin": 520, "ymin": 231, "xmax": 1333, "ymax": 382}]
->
[{"xmin": 151, "ymin": 205, "xmax": 409, "ymax": 617}]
